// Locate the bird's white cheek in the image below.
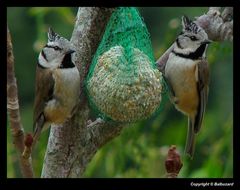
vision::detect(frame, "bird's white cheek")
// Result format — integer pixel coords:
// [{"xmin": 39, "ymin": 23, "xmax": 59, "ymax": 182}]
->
[
  {"xmin": 38, "ymin": 54, "xmax": 64, "ymax": 68},
  {"xmin": 38, "ymin": 54, "xmax": 50, "ymax": 68}
]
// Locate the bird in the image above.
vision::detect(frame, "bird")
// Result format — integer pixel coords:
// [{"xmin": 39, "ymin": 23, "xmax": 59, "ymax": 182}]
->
[
  {"xmin": 164, "ymin": 16, "xmax": 211, "ymax": 158},
  {"xmin": 32, "ymin": 27, "xmax": 80, "ymax": 149}
]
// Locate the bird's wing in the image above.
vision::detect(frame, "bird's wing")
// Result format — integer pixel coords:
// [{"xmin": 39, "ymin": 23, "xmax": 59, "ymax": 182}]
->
[
  {"xmin": 194, "ymin": 58, "xmax": 210, "ymax": 133},
  {"xmin": 33, "ymin": 65, "xmax": 55, "ymax": 131}
]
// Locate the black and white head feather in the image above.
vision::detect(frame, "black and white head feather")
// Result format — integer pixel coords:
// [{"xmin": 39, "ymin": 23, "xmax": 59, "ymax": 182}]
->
[
  {"xmin": 173, "ymin": 16, "xmax": 211, "ymax": 59},
  {"xmin": 38, "ymin": 27, "xmax": 76, "ymax": 69},
  {"xmin": 181, "ymin": 16, "xmax": 201, "ymax": 34},
  {"xmin": 48, "ymin": 27, "xmax": 61, "ymax": 42}
]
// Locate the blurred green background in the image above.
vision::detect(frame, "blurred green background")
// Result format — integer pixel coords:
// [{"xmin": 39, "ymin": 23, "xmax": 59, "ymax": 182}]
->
[{"xmin": 7, "ymin": 7, "xmax": 233, "ymax": 178}]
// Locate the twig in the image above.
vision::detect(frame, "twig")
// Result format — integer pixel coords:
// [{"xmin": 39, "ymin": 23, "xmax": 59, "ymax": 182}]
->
[
  {"xmin": 165, "ymin": 145, "xmax": 183, "ymax": 178},
  {"xmin": 7, "ymin": 25, "xmax": 34, "ymax": 178},
  {"xmin": 22, "ymin": 134, "xmax": 33, "ymax": 159}
]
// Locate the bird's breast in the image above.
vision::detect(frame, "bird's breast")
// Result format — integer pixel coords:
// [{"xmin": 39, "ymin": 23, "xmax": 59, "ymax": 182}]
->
[
  {"xmin": 165, "ymin": 53, "xmax": 199, "ymax": 116},
  {"xmin": 44, "ymin": 67, "xmax": 80, "ymax": 124}
]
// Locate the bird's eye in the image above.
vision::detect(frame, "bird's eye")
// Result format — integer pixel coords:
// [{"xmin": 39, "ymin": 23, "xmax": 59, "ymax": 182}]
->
[
  {"xmin": 44, "ymin": 44, "xmax": 62, "ymax": 51},
  {"xmin": 54, "ymin": 46, "xmax": 62, "ymax": 51},
  {"xmin": 190, "ymin": 36, "xmax": 198, "ymax": 41}
]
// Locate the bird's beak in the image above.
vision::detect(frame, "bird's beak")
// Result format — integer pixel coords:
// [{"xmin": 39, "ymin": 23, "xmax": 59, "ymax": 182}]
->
[
  {"xmin": 201, "ymin": 39, "xmax": 212, "ymax": 45},
  {"xmin": 66, "ymin": 49, "xmax": 75, "ymax": 54}
]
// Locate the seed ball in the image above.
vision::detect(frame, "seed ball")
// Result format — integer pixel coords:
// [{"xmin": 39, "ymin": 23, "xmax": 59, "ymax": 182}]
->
[{"xmin": 87, "ymin": 46, "xmax": 162, "ymax": 122}]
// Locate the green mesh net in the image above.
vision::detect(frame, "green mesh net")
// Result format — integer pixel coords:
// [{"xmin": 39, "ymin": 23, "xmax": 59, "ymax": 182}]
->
[{"xmin": 85, "ymin": 7, "xmax": 165, "ymax": 122}]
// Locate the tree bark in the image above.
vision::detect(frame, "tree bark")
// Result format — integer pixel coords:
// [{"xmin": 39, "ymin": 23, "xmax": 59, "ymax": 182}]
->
[{"xmin": 41, "ymin": 7, "xmax": 233, "ymax": 178}]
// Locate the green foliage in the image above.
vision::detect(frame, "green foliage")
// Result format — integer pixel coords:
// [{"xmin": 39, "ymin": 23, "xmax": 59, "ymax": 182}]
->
[
  {"xmin": 28, "ymin": 7, "xmax": 76, "ymax": 53},
  {"xmin": 7, "ymin": 7, "xmax": 233, "ymax": 178}
]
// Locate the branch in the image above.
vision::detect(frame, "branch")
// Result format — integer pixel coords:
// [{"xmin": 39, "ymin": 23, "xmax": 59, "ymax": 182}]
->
[
  {"xmin": 7, "ymin": 25, "xmax": 34, "ymax": 178},
  {"xmin": 41, "ymin": 7, "xmax": 124, "ymax": 178},
  {"xmin": 196, "ymin": 7, "xmax": 233, "ymax": 41},
  {"xmin": 156, "ymin": 7, "xmax": 233, "ymax": 71},
  {"xmin": 86, "ymin": 118, "xmax": 124, "ymax": 148},
  {"xmin": 221, "ymin": 7, "xmax": 233, "ymax": 22}
]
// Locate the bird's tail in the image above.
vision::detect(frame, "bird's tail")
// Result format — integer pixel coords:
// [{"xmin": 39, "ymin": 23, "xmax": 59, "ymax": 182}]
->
[
  {"xmin": 185, "ymin": 117, "xmax": 196, "ymax": 159},
  {"xmin": 32, "ymin": 114, "xmax": 47, "ymax": 150}
]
